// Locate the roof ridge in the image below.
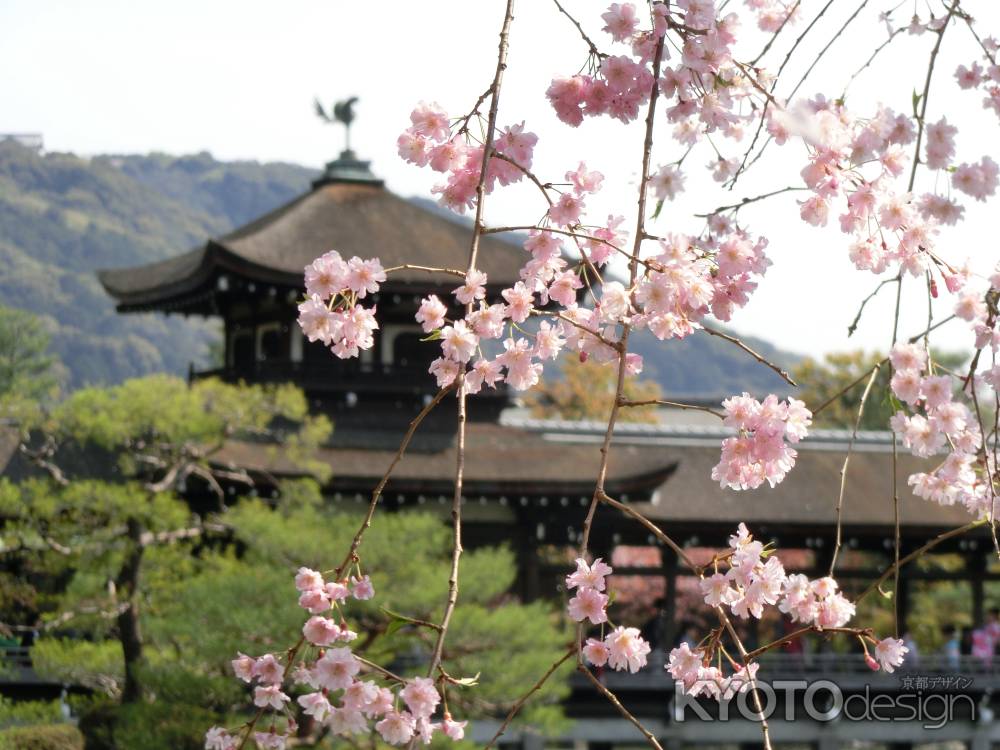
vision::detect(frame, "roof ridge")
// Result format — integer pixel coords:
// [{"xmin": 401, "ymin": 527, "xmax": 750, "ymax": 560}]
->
[{"xmin": 500, "ymin": 415, "xmax": 895, "ymax": 445}]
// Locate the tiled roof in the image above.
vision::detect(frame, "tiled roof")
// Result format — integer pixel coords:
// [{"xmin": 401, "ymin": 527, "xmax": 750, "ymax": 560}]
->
[{"xmin": 98, "ymin": 183, "xmax": 524, "ymax": 309}]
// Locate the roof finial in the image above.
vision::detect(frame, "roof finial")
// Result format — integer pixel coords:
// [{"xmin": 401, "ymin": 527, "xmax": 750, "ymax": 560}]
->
[
  {"xmin": 311, "ymin": 96, "xmax": 382, "ymax": 188},
  {"xmin": 315, "ymin": 96, "xmax": 359, "ymax": 159}
]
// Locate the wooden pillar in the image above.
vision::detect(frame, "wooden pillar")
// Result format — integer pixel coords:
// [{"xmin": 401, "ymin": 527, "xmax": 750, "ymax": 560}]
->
[
  {"xmin": 661, "ymin": 548, "xmax": 678, "ymax": 650},
  {"xmin": 518, "ymin": 510, "xmax": 540, "ymax": 603},
  {"xmin": 969, "ymin": 550, "xmax": 987, "ymax": 627},
  {"xmin": 897, "ymin": 559, "xmax": 912, "ymax": 636}
]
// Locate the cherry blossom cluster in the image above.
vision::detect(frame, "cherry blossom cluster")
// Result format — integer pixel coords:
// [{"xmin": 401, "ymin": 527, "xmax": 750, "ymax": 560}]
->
[
  {"xmin": 410, "ymin": 156, "xmax": 640, "ymax": 393},
  {"xmin": 668, "ymin": 630, "xmax": 906, "ymax": 700},
  {"xmin": 710, "ymin": 393, "xmax": 812, "ymax": 491},
  {"xmin": 416, "ymin": 267, "xmax": 572, "ymax": 394},
  {"xmin": 667, "ymin": 525, "xmax": 905, "ymax": 698},
  {"xmin": 743, "ymin": 0, "xmax": 800, "ymax": 32},
  {"xmin": 297, "ymin": 250, "xmax": 384, "ymax": 359},
  {"xmin": 771, "ymin": 96, "xmax": 998, "ymax": 283},
  {"xmin": 700, "ymin": 524, "xmax": 855, "ymax": 625},
  {"xmin": 955, "ymin": 38, "xmax": 1000, "ymax": 121},
  {"xmin": 565, "ymin": 557, "xmax": 653, "ymax": 674},
  {"xmin": 548, "ymin": 0, "xmax": 766, "ymax": 163},
  {"xmin": 885, "ymin": 342, "xmax": 997, "ymax": 518},
  {"xmin": 206, "ymin": 567, "xmax": 467, "ymax": 749},
  {"xmin": 398, "ymin": 101, "xmax": 537, "ymax": 213}
]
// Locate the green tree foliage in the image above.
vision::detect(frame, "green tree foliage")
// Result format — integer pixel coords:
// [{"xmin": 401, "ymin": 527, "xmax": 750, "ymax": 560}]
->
[
  {"xmin": 0, "ymin": 723, "xmax": 84, "ymax": 750},
  {"xmin": 527, "ymin": 355, "xmax": 664, "ymax": 423},
  {"xmin": 792, "ymin": 351, "xmax": 893, "ymax": 430},
  {"xmin": 0, "ymin": 305, "xmax": 64, "ymax": 426},
  {"xmin": 2, "ymin": 380, "xmax": 570, "ymax": 749},
  {"xmin": 3, "ymin": 376, "xmax": 330, "ymax": 707},
  {"xmin": 0, "ymin": 305, "xmax": 60, "ymax": 401}
]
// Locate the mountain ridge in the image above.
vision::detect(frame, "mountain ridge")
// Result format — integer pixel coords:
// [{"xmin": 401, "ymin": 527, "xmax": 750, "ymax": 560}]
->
[{"xmin": 0, "ymin": 140, "xmax": 800, "ymax": 396}]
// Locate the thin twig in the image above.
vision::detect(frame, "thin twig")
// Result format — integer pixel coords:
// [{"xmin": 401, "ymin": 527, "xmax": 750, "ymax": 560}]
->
[
  {"xmin": 384, "ymin": 264, "xmax": 467, "ymax": 279},
  {"xmin": 335, "ymin": 384, "xmax": 456, "ymax": 578},
  {"xmin": 829, "ymin": 363, "xmax": 882, "ymax": 575},
  {"xmin": 856, "ymin": 520, "xmax": 986, "ymax": 604},
  {"xmin": 695, "ymin": 186, "xmax": 804, "ymax": 218},
  {"xmin": 551, "ymin": 0, "xmax": 606, "ymax": 60},
  {"xmin": 578, "ymin": 667, "xmax": 664, "ymax": 750},
  {"xmin": 618, "ymin": 397, "xmax": 724, "ymax": 419},
  {"xmin": 484, "ymin": 646, "xmax": 575, "ymax": 749},
  {"xmin": 701, "ymin": 325, "xmax": 797, "ymax": 386}
]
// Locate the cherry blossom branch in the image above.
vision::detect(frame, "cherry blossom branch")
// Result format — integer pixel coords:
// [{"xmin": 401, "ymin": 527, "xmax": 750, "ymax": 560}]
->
[
  {"xmin": 597, "ymin": 491, "xmax": 698, "ymax": 573},
  {"xmin": 727, "ymin": 0, "xmax": 836, "ymax": 186},
  {"xmin": 483, "ymin": 224, "xmax": 645, "ymax": 269},
  {"xmin": 571, "ymin": 22, "xmax": 667, "ymax": 748},
  {"xmin": 580, "ymin": 18, "xmax": 666, "ymax": 554},
  {"xmin": 695, "ymin": 185, "xmax": 804, "ymax": 218},
  {"xmin": 842, "ymin": 27, "xmax": 904, "ymax": 98},
  {"xmin": 786, "ymin": 0, "xmax": 872, "ymax": 101},
  {"xmin": 578, "ymin": 667, "xmax": 664, "ymax": 750},
  {"xmin": 742, "ymin": 625, "xmax": 873, "ymax": 661},
  {"xmin": 964, "ymin": 356, "xmax": 1000, "ymax": 559},
  {"xmin": 483, "ymin": 645, "xmax": 575, "ymax": 749},
  {"xmin": 855, "ymin": 519, "xmax": 987, "ymax": 604},
  {"xmin": 811, "ymin": 362, "xmax": 882, "ymax": 418},
  {"xmin": 907, "ymin": 1, "xmax": 960, "ymax": 191},
  {"xmin": 847, "ymin": 277, "xmax": 899, "ymax": 337},
  {"xmin": 356, "ymin": 655, "xmax": 406, "ymax": 684},
  {"xmin": 334, "ymin": 384, "xmax": 456, "ymax": 578},
  {"xmin": 485, "ymin": 153, "xmax": 607, "ymax": 286},
  {"xmin": 617, "ymin": 397, "xmax": 724, "ymax": 419},
  {"xmin": 424, "ymin": 0, "xmax": 516, "ymax": 688},
  {"xmin": 456, "ymin": 84, "xmax": 498, "ymax": 136},
  {"xmin": 751, "ymin": 0, "xmax": 803, "ymax": 64},
  {"xmin": 551, "ymin": 0, "xmax": 606, "ymax": 61},
  {"xmin": 829, "ymin": 363, "xmax": 882, "ymax": 575},
  {"xmin": 701, "ymin": 324, "xmax": 798, "ymax": 386},
  {"xmin": 383, "ymin": 264, "xmax": 467, "ymax": 279},
  {"xmin": 713, "ymin": 609, "xmax": 773, "ymax": 750},
  {"xmin": 531, "ymin": 309, "xmax": 623, "ymax": 352}
]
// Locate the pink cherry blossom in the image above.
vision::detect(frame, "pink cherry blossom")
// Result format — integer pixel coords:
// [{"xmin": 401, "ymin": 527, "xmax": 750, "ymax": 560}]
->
[
  {"xmin": 350, "ymin": 574, "xmax": 375, "ymax": 600},
  {"xmin": 548, "ymin": 192, "xmax": 584, "ymax": 226},
  {"xmin": 873, "ymin": 637, "xmax": 908, "ymax": 672},
  {"xmin": 584, "ymin": 637, "xmax": 611, "ymax": 667},
  {"xmin": 453, "ymin": 270, "xmax": 488, "ymax": 305},
  {"xmin": 440, "ymin": 320, "xmax": 479, "ymax": 362},
  {"xmin": 605, "ymin": 626, "xmax": 650, "ymax": 673},
  {"xmin": 298, "ymin": 691, "xmax": 334, "ymax": 722},
  {"xmin": 377, "ymin": 711, "xmax": 416, "ymax": 745},
  {"xmin": 205, "ymin": 727, "xmax": 237, "ymax": 750},
  {"xmin": 442, "ymin": 717, "xmax": 468, "ymax": 741},
  {"xmin": 602, "ymin": 3, "xmax": 639, "ymax": 42},
  {"xmin": 303, "ymin": 615, "xmax": 341, "ymax": 646},
  {"xmin": 314, "ymin": 648, "xmax": 360, "ymax": 690},
  {"xmin": 409, "ymin": 101, "xmax": 451, "ymax": 141},
  {"xmin": 567, "ymin": 587, "xmax": 610, "ymax": 624},
  {"xmin": 416, "ymin": 295, "xmax": 447, "ymax": 332},
  {"xmin": 253, "ymin": 654, "xmax": 284, "ymax": 685},
  {"xmin": 566, "ymin": 557, "xmax": 614, "ymax": 591},
  {"xmin": 401, "ymin": 677, "xmax": 441, "ymax": 719},
  {"xmin": 253, "ymin": 683, "xmax": 290, "ymax": 710},
  {"xmin": 231, "ymin": 652, "xmax": 255, "ymax": 683}
]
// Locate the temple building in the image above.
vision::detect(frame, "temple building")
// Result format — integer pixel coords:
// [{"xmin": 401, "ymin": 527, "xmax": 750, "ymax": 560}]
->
[{"xmin": 96, "ymin": 146, "xmax": 999, "ymax": 750}]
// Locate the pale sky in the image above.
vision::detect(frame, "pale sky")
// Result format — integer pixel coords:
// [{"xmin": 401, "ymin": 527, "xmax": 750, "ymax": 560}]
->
[{"xmin": 3, "ymin": 0, "xmax": 1000, "ymax": 359}]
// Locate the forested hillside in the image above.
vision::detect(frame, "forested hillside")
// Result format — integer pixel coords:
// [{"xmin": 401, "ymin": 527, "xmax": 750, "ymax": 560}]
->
[{"xmin": 0, "ymin": 141, "xmax": 314, "ymax": 387}]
